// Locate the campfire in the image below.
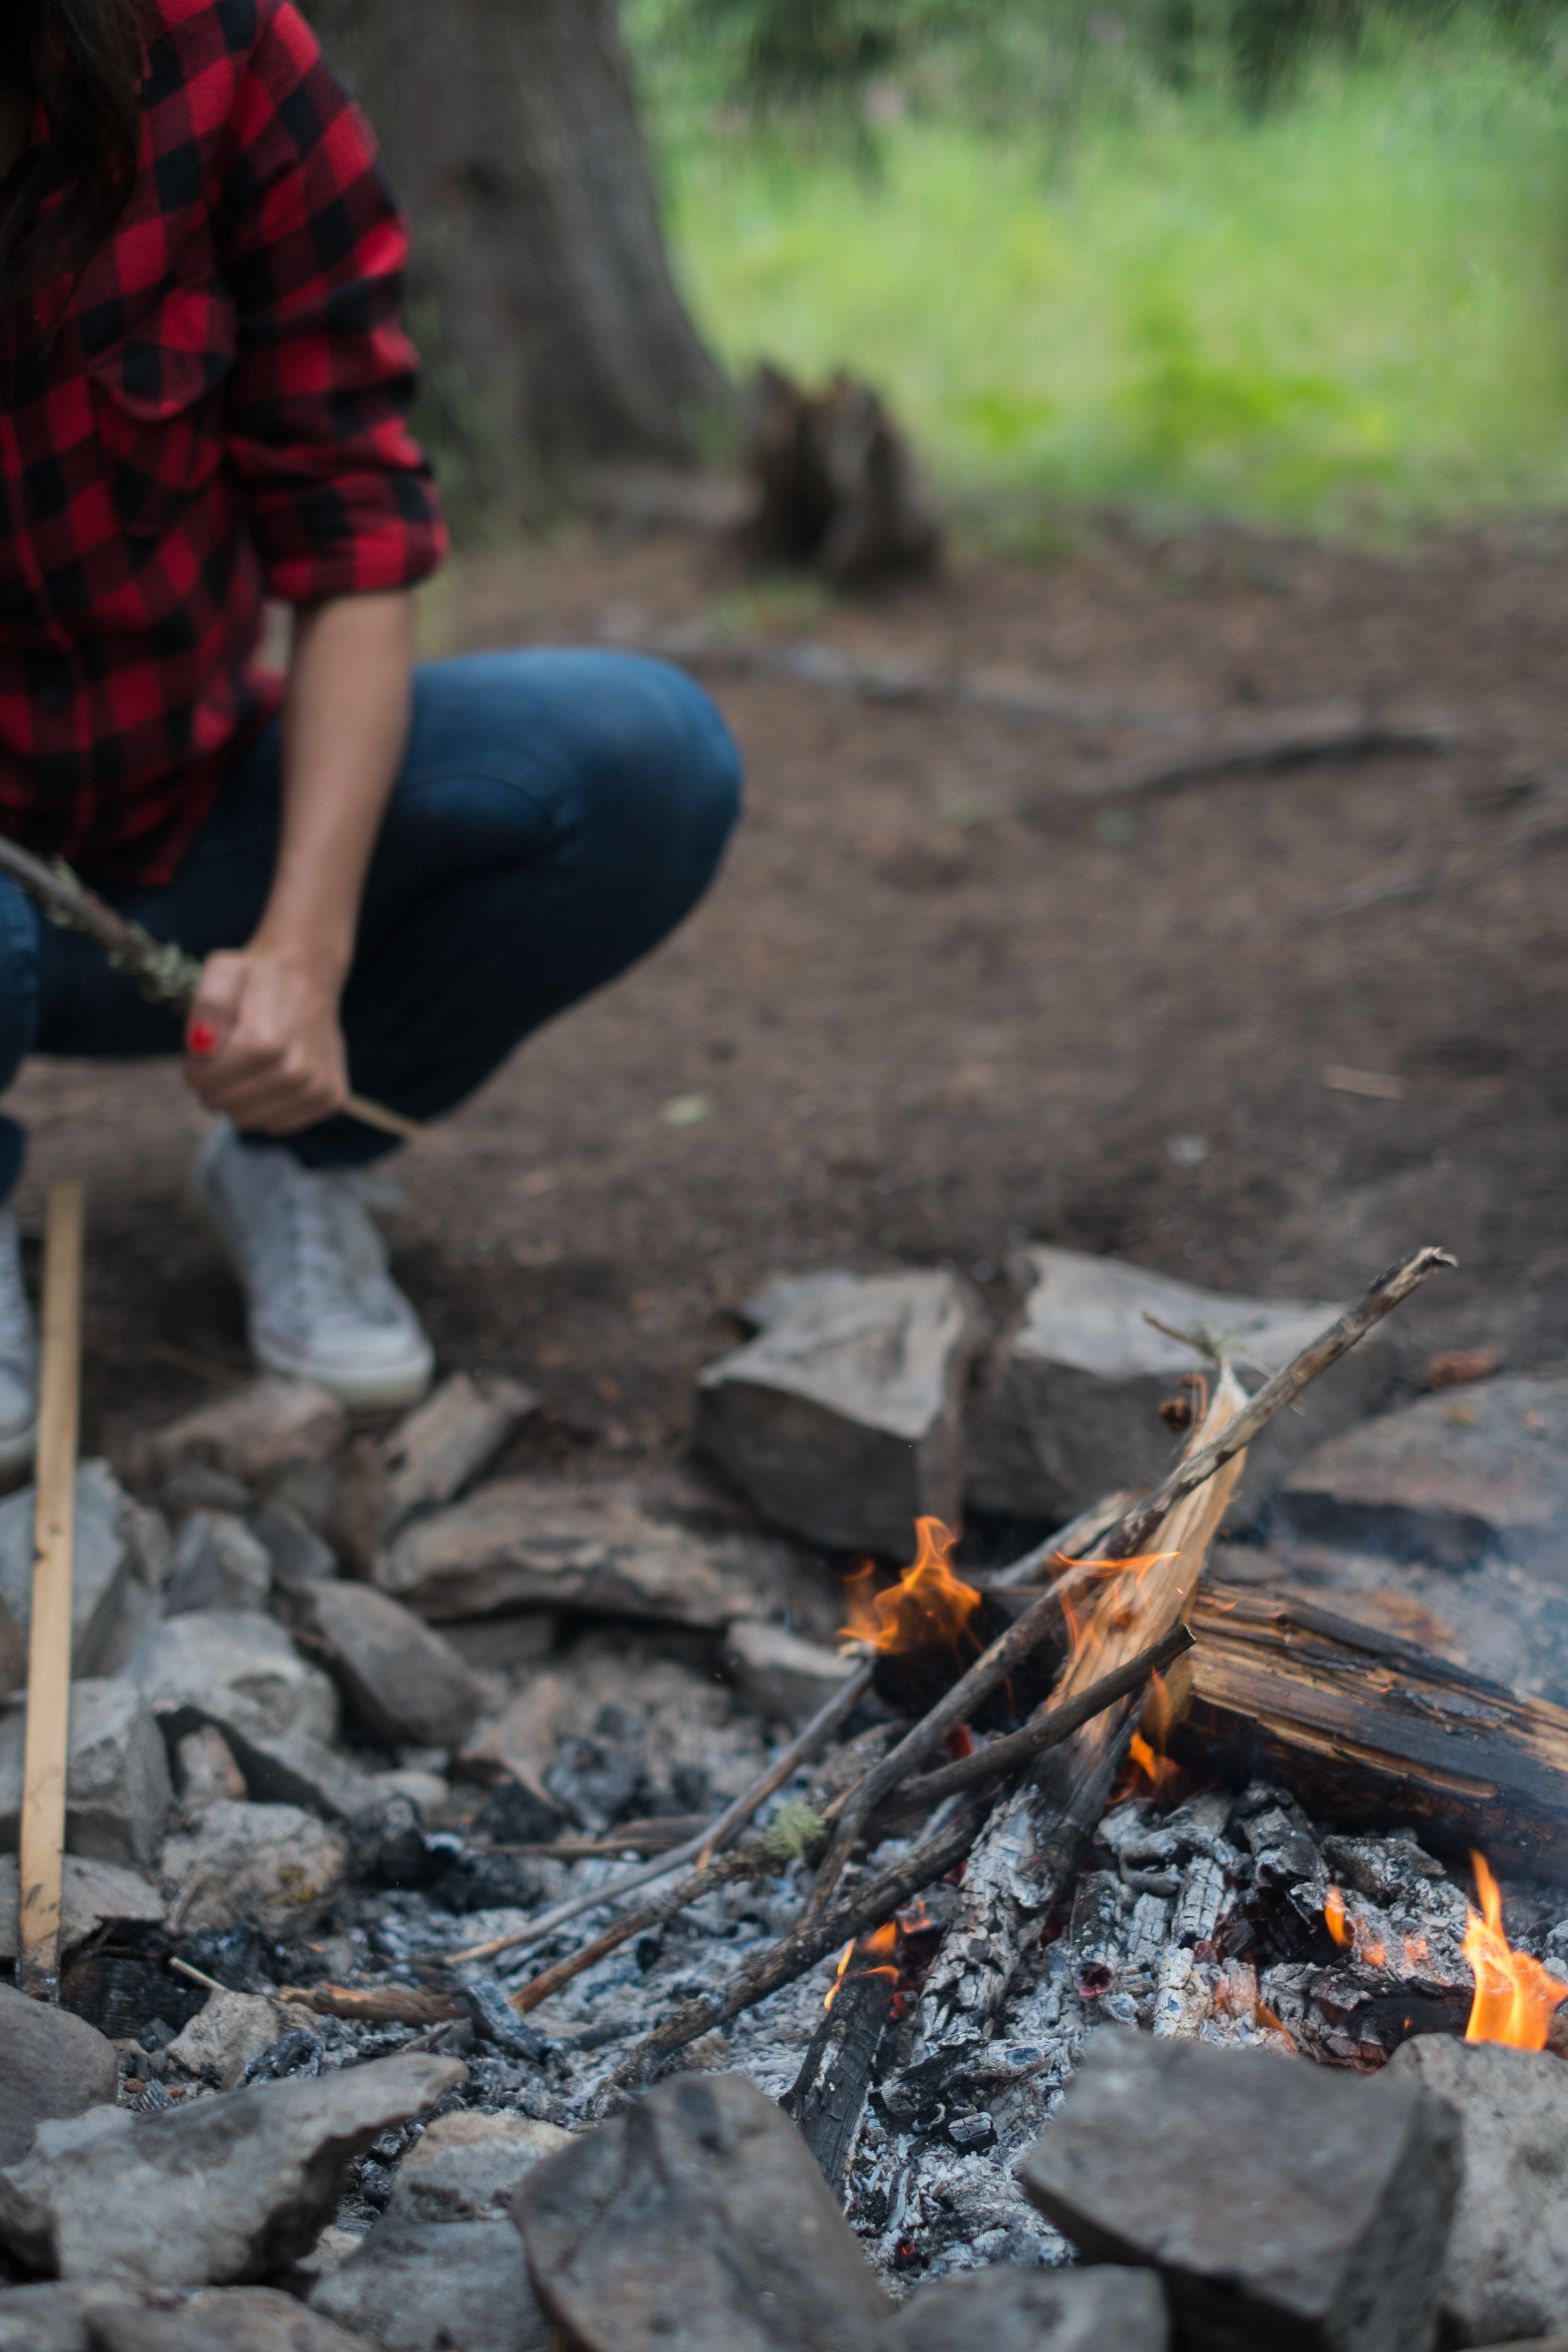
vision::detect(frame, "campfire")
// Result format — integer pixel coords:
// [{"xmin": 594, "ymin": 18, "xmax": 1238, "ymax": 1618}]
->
[{"xmin": 10, "ymin": 1239, "xmax": 1568, "ymax": 2348}]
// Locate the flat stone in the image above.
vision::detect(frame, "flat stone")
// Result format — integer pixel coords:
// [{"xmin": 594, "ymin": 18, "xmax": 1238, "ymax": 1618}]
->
[
  {"xmin": 165, "ymin": 1513, "xmax": 273, "ymax": 1616},
  {"xmin": 513, "ymin": 2070, "xmax": 893, "ymax": 2351},
  {"xmin": 158, "ymin": 1801, "xmax": 347, "ymax": 1937},
  {"xmin": 246, "ymin": 1504, "xmax": 337, "ymax": 1593},
  {"xmin": 127, "ymin": 1610, "xmax": 339, "ymax": 1751},
  {"xmin": 723, "ymin": 1619, "xmax": 857, "ymax": 1724},
  {"xmin": 0, "ymin": 1982, "xmax": 120, "ymax": 2168},
  {"xmin": 224, "ymin": 1732, "xmax": 381, "ymax": 1825},
  {"xmin": 967, "ymin": 1247, "xmax": 1389, "ymax": 1529},
  {"xmin": 291, "ymin": 1580, "xmax": 484, "ymax": 1749},
  {"xmin": 86, "ymin": 2290, "xmax": 369, "ymax": 2352},
  {"xmin": 0, "ymin": 2050, "xmax": 464, "ymax": 2288},
  {"xmin": 694, "ymin": 1271, "xmax": 986, "ymax": 1555},
  {"xmin": 0, "ymin": 1855, "xmax": 164, "ymax": 1960},
  {"xmin": 0, "ymin": 2284, "xmax": 135, "ymax": 2351},
  {"xmin": 0, "ymin": 1679, "xmax": 170, "ymax": 1867},
  {"xmin": 0, "ymin": 1464, "xmax": 168, "ymax": 1697},
  {"xmin": 167, "ymin": 1989, "xmax": 287, "ymax": 2092},
  {"xmin": 879, "ymin": 2266, "xmax": 1170, "ymax": 2352},
  {"xmin": 124, "ymin": 1379, "xmax": 347, "ymax": 1487},
  {"xmin": 1019, "ymin": 2029, "xmax": 1459, "ymax": 2352},
  {"xmin": 376, "ymin": 1481, "xmax": 736, "ymax": 1628},
  {"xmin": 310, "ymin": 2109, "xmax": 569, "ymax": 2352},
  {"xmin": 1387, "ymin": 2036, "xmax": 1568, "ymax": 2345},
  {"xmin": 1281, "ymin": 1375, "xmax": 1568, "ymax": 1571},
  {"xmin": 382, "ymin": 1372, "xmax": 539, "ymax": 1532}
]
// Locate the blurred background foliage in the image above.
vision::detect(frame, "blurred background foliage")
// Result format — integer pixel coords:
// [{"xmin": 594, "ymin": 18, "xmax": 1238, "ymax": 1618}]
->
[{"xmin": 624, "ymin": 0, "xmax": 1568, "ymax": 530}]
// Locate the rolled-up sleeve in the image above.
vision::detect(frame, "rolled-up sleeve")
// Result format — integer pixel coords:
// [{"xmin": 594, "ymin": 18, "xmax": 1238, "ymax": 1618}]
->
[{"xmin": 218, "ymin": 0, "xmax": 447, "ymax": 602}]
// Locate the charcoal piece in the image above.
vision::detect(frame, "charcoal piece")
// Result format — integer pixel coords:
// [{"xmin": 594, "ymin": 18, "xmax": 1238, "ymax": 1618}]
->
[
  {"xmin": 1389, "ymin": 2037, "xmax": 1568, "ymax": 2348},
  {"xmin": 477, "ymin": 1781, "xmax": 563, "ymax": 1846},
  {"xmin": 880, "ymin": 2264, "xmax": 1169, "ymax": 2351},
  {"xmin": 461, "ymin": 1977, "xmax": 546, "ymax": 2060},
  {"xmin": 1020, "ymin": 2031, "xmax": 1461, "ymax": 2352},
  {"xmin": 59, "ymin": 1952, "xmax": 205, "ymax": 2044},
  {"xmin": 545, "ymin": 1735, "xmax": 649, "ymax": 1833},
  {"xmin": 242, "ymin": 2026, "xmax": 324, "ymax": 2082},
  {"xmin": 176, "ymin": 1919, "xmax": 284, "ymax": 1993},
  {"xmin": 349, "ymin": 1794, "xmax": 441, "ymax": 1890},
  {"xmin": 781, "ymin": 1955, "xmax": 896, "ymax": 2190},
  {"xmin": 427, "ymin": 1847, "xmax": 541, "ymax": 1914},
  {"xmin": 0, "ymin": 1984, "xmax": 120, "ymax": 2168},
  {"xmin": 513, "ymin": 2070, "xmax": 893, "ymax": 2350}
]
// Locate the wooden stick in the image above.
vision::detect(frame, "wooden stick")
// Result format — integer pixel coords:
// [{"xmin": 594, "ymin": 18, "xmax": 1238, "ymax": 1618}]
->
[
  {"xmin": 1096, "ymin": 1245, "xmax": 1455, "ymax": 1563},
  {"xmin": 16, "ymin": 1181, "xmax": 84, "ymax": 2002},
  {"xmin": 0, "ymin": 837, "xmax": 420, "ymax": 1145},
  {"xmin": 508, "ymin": 1842, "xmax": 773, "ymax": 2016},
  {"xmin": 609, "ymin": 1797, "xmax": 989, "ymax": 2095},
  {"xmin": 982, "ymin": 1489, "xmax": 1143, "ymax": 1589},
  {"xmin": 444, "ymin": 1659, "xmax": 875, "ymax": 1967}
]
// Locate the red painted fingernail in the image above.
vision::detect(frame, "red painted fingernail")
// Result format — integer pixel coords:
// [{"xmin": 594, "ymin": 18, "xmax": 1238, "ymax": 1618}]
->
[{"xmin": 188, "ymin": 1021, "xmax": 218, "ymax": 1057}]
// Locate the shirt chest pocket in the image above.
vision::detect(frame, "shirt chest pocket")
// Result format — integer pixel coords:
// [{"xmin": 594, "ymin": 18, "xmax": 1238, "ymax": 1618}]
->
[{"xmin": 87, "ymin": 284, "xmax": 235, "ymax": 540}]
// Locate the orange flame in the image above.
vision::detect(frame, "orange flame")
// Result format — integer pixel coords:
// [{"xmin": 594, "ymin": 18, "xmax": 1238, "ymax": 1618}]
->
[
  {"xmin": 1121, "ymin": 1671, "xmax": 1182, "ymax": 1799},
  {"xmin": 1464, "ymin": 1851, "xmax": 1568, "ymax": 2048},
  {"xmin": 1322, "ymin": 1886, "xmax": 1387, "ymax": 1966},
  {"xmin": 1324, "ymin": 1886, "xmax": 1350, "ymax": 1947},
  {"xmin": 839, "ymin": 1518, "xmax": 982, "ymax": 1656},
  {"xmin": 824, "ymin": 1920, "xmax": 901, "ymax": 2010}
]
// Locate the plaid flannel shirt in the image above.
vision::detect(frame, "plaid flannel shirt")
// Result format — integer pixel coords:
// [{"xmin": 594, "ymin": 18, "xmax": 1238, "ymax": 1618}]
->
[{"xmin": 0, "ymin": 0, "xmax": 447, "ymax": 886}]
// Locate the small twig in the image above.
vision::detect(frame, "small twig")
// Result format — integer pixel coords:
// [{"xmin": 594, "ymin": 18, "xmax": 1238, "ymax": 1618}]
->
[
  {"xmin": 508, "ymin": 1843, "xmax": 774, "ymax": 2016},
  {"xmin": 279, "ymin": 1982, "xmax": 464, "ymax": 2026},
  {"xmin": 443, "ymin": 1659, "xmax": 875, "ymax": 1967},
  {"xmin": 609, "ymin": 1798, "xmax": 990, "ymax": 2094},
  {"xmin": 874, "ymin": 1624, "xmax": 1194, "ymax": 1821},
  {"xmin": 169, "ymin": 1956, "xmax": 226, "ymax": 1997},
  {"xmin": 983, "ymin": 1490, "xmax": 1142, "ymax": 1588}
]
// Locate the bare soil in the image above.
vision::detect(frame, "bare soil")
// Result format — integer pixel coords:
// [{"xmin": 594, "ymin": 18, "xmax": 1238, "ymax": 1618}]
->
[{"xmin": 16, "ymin": 512, "xmax": 1567, "ymax": 1476}]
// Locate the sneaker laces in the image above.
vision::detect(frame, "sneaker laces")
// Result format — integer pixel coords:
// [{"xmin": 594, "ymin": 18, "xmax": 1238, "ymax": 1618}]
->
[{"xmin": 271, "ymin": 1163, "xmax": 384, "ymax": 1332}]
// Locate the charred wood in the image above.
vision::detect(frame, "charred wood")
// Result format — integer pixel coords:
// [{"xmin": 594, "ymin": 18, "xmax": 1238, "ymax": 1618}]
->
[{"xmin": 781, "ymin": 1941, "xmax": 898, "ymax": 2192}]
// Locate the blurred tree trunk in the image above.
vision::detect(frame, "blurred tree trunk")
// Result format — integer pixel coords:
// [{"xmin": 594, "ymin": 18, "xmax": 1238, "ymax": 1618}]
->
[{"xmin": 306, "ymin": 0, "xmax": 731, "ymax": 503}]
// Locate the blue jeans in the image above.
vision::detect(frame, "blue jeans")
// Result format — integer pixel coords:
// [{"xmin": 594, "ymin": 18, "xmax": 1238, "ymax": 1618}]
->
[{"xmin": 0, "ymin": 651, "xmax": 742, "ymax": 1196}]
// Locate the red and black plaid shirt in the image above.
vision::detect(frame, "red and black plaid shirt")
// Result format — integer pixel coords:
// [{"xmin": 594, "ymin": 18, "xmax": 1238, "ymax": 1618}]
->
[{"xmin": 0, "ymin": 0, "xmax": 447, "ymax": 886}]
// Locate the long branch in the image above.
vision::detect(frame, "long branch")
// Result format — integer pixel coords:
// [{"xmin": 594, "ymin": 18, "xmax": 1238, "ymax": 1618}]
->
[{"xmin": 444, "ymin": 1659, "xmax": 874, "ymax": 1967}]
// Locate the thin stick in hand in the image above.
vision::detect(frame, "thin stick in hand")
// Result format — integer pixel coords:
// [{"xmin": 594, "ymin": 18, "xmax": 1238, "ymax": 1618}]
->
[{"xmin": 17, "ymin": 1182, "xmax": 84, "ymax": 2002}]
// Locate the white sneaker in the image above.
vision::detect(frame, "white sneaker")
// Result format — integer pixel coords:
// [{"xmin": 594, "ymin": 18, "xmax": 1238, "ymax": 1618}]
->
[
  {"xmin": 194, "ymin": 1122, "xmax": 434, "ymax": 1409},
  {"xmin": 0, "ymin": 1210, "xmax": 37, "ymax": 1474}
]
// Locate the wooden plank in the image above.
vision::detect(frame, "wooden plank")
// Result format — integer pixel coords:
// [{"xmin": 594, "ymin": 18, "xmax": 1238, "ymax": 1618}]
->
[
  {"xmin": 1171, "ymin": 1582, "xmax": 1568, "ymax": 1883},
  {"xmin": 16, "ymin": 1181, "xmax": 84, "ymax": 2001}
]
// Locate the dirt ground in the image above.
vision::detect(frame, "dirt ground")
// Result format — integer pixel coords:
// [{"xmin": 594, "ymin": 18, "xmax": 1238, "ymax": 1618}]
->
[{"xmin": 14, "ymin": 510, "xmax": 1567, "ymax": 1480}]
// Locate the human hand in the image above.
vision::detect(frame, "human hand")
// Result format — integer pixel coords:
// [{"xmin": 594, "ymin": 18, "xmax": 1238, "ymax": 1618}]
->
[{"xmin": 184, "ymin": 947, "xmax": 349, "ymax": 1134}]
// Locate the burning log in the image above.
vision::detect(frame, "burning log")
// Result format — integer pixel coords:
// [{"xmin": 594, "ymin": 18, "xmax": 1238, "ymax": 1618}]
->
[
  {"xmin": 781, "ymin": 1922, "xmax": 901, "ymax": 2191},
  {"xmin": 1170, "ymin": 1583, "xmax": 1568, "ymax": 1886}
]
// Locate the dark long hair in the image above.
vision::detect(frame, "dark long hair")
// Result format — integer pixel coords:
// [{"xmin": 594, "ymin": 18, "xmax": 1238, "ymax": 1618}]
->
[{"xmin": 0, "ymin": 0, "xmax": 145, "ymax": 310}]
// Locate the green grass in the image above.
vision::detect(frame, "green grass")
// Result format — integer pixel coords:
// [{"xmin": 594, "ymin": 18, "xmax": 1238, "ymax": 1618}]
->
[{"xmin": 643, "ymin": 23, "xmax": 1568, "ymax": 530}]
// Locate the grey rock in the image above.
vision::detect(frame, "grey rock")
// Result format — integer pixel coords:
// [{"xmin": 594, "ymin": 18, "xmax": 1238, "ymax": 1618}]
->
[
  {"xmin": 161, "ymin": 1460, "xmax": 253, "ymax": 1516},
  {"xmin": 382, "ymin": 1372, "xmax": 539, "ymax": 1532},
  {"xmin": 232, "ymin": 1731, "xmax": 382, "ymax": 1825},
  {"xmin": 1281, "ymin": 1374, "xmax": 1568, "ymax": 1571},
  {"xmin": 879, "ymin": 2266, "xmax": 1170, "ymax": 2352},
  {"xmin": 85, "ymin": 2290, "xmax": 369, "ymax": 2352},
  {"xmin": 0, "ymin": 1982, "xmax": 120, "ymax": 2168},
  {"xmin": 0, "ymin": 1464, "xmax": 169, "ymax": 1697},
  {"xmin": 0, "ymin": 2050, "xmax": 464, "ymax": 2288},
  {"xmin": 310, "ymin": 2108, "xmax": 568, "ymax": 2352},
  {"xmin": 127, "ymin": 1609, "xmax": 339, "ymax": 1750},
  {"xmin": 124, "ymin": 1379, "xmax": 346, "ymax": 1487},
  {"xmin": 513, "ymin": 2070, "xmax": 893, "ymax": 2352},
  {"xmin": 172, "ymin": 1726, "xmax": 247, "ymax": 1812},
  {"xmin": 0, "ymin": 2284, "xmax": 135, "ymax": 2352},
  {"xmin": 694, "ymin": 1270, "xmax": 986, "ymax": 1555},
  {"xmin": 377, "ymin": 1481, "xmax": 735, "ymax": 1628},
  {"xmin": 1388, "ymin": 2036, "xmax": 1568, "ymax": 2346},
  {"xmin": 723, "ymin": 1619, "xmax": 858, "ymax": 1724},
  {"xmin": 247, "ymin": 1504, "xmax": 337, "ymax": 1593},
  {"xmin": 165, "ymin": 1513, "xmax": 273, "ymax": 1616},
  {"xmin": 0, "ymin": 1855, "xmax": 164, "ymax": 1959},
  {"xmin": 0, "ymin": 1679, "xmax": 170, "ymax": 1867},
  {"xmin": 291, "ymin": 1580, "xmax": 483, "ymax": 1749},
  {"xmin": 1019, "ymin": 2029, "xmax": 1459, "ymax": 2352},
  {"xmin": 167, "ymin": 1990, "xmax": 287, "ymax": 2092},
  {"xmin": 967, "ymin": 1247, "xmax": 1389, "ymax": 1529},
  {"xmin": 159, "ymin": 1801, "xmax": 347, "ymax": 1936}
]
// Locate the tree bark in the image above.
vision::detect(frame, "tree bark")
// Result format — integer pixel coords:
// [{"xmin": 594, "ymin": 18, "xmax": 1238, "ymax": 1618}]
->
[{"xmin": 304, "ymin": 0, "xmax": 731, "ymax": 494}]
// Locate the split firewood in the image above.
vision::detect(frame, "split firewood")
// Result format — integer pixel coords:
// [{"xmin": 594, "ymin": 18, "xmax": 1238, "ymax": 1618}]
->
[
  {"xmin": 781, "ymin": 1928, "xmax": 900, "ymax": 2190},
  {"xmin": 444, "ymin": 1659, "xmax": 875, "ymax": 1967},
  {"xmin": 913, "ymin": 1367, "xmax": 1249, "ymax": 2064},
  {"xmin": 1172, "ymin": 1583, "xmax": 1568, "ymax": 1883}
]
